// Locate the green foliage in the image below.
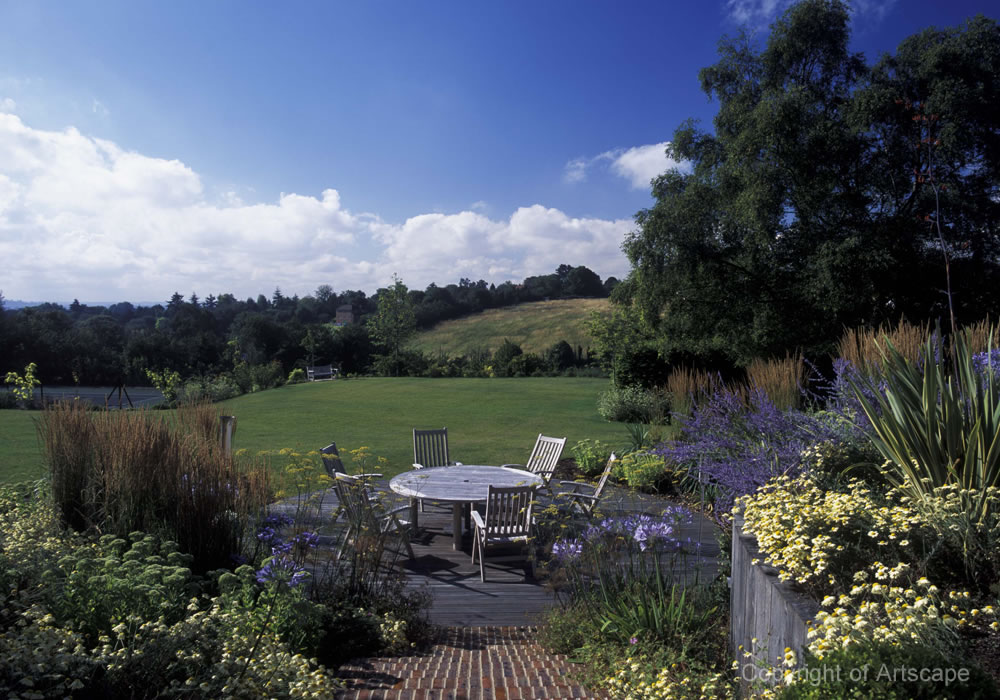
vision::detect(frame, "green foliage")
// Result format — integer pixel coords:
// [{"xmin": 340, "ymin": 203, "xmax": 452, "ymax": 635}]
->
[
  {"xmin": 286, "ymin": 367, "xmax": 306, "ymax": 384},
  {"xmin": 0, "ymin": 483, "xmax": 341, "ymax": 698},
  {"xmin": 175, "ymin": 374, "xmax": 241, "ymax": 404},
  {"xmin": 617, "ymin": 0, "xmax": 1000, "ymax": 370},
  {"xmin": 367, "ymin": 274, "xmax": 417, "ymax": 376},
  {"xmin": 586, "ymin": 304, "xmax": 667, "ymax": 388},
  {"xmin": 775, "ymin": 639, "xmax": 998, "ymax": 699},
  {"xmin": 144, "ymin": 367, "xmax": 182, "ymax": 403},
  {"xmin": 4, "ymin": 362, "xmax": 40, "ymax": 404},
  {"xmin": 230, "ymin": 359, "xmax": 285, "ymax": 394},
  {"xmin": 597, "ymin": 383, "xmax": 669, "ymax": 424},
  {"xmin": 491, "ymin": 338, "xmax": 524, "ymax": 377},
  {"xmin": 613, "ymin": 452, "xmax": 677, "ymax": 493},
  {"xmin": 570, "ymin": 439, "xmax": 614, "ymax": 477},
  {"xmin": 850, "ymin": 331, "xmax": 1000, "ymax": 522}
]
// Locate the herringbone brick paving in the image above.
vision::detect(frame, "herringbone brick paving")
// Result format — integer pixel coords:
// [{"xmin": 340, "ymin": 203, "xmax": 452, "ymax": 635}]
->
[{"xmin": 335, "ymin": 626, "xmax": 607, "ymax": 699}]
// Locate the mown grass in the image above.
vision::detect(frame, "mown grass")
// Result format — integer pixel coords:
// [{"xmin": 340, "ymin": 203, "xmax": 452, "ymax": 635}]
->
[
  {"xmin": 408, "ymin": 298, "xmax": 611, "ymax": 357},
  {"xmin": 0, "ymin": 410, "xmax": 46, "ymax": 483},
  {"xmin": 221, "ymin": 377, "xmax": 625, "ymax": 477},
  {"xmin": 0, "ymin": 377, "xmax": 628, "ymax": 483}
]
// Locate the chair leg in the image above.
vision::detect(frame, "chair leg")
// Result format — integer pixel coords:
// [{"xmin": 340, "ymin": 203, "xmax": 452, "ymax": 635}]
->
[
  {"xmin": 336, "ymin": 524, "xmax": 354, "ymax": 561},
  {"xmin": 401, "ymin": 529, "xmax": 415, "ymax": 559},
  {"xmin": 479, "ymin": 539, "xmax": 486, "ymax": 582}
]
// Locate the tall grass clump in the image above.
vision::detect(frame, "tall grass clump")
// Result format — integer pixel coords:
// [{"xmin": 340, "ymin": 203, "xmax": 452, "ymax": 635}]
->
[
  {"xmin": 746, "ymin": 352, "xmax": 805, "ymax": 411},
  {"xmin": 837, "ymin": 318, "xmax": 930, "ymax": 375},
  {"xmin": 39, "ymin": 401, "xmax": 270, "ymax": 571},
  {"xmin": 664, "ymin": 366, "xmax": 719, "ymax": 419},
  {"xmin": 964, "ymin": 317, "xmax": 998, "ymax": 355}
]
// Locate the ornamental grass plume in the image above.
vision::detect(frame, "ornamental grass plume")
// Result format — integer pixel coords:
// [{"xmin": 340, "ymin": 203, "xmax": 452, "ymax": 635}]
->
[
  {"xmin": 746, "ymin": 352, "xmax": 805, "ymax": 411},
  {"xmin": 39, "ymin": 400, "xmax": 271, "ymax": 573}
]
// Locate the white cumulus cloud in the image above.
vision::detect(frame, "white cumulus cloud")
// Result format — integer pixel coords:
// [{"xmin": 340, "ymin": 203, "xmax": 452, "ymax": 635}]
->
[
  {"xmin": 0, "ymin": 114, "xmax": 632, "ymax": 302},
  {"xmin": 564, "ymin": 141, "xmax": 689, "ymax": 190}
]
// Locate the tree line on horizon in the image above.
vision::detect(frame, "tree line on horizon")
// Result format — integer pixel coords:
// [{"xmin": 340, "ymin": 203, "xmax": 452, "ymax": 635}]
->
[{"xmin": 0, "ymin": 264, "xmax": 617, "ymax": 387}]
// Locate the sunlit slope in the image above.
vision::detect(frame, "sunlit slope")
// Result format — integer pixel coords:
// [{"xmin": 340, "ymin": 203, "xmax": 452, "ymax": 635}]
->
[{"xmin": 408, "ymin": 298, "xmax": 611, "ymax": 357}]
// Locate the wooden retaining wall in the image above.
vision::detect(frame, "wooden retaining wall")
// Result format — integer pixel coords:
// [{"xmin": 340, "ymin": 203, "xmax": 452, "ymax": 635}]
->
[{"xmin": 730, "ymin": 515, "xmax": 820, "ymax": 689}]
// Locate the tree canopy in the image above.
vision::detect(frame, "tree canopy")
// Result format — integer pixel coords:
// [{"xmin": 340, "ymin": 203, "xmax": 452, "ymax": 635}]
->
[{"xmin": 618, "ymin": 0, "xmax": 1000, "ymax": 367}]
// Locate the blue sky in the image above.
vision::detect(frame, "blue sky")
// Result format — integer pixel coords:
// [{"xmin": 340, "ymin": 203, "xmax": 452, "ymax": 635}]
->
[{"xmin": 0, "ymin": 0, "xmax": 995, "ymax": 303}]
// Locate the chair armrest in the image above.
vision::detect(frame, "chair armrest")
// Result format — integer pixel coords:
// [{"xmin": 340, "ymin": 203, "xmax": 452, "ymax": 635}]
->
[
  {"xmin": 382, "ymin": 505, "xmax": 413, "ymax": 519},
  {"xmin": 557, "ymin": 480, "xmax": 594, "ymax": 490},
  {"xmin": 412, "ymin": 463, "xmax": 425, "ymax": 469},
  {"xmin": 501, "ymin": 463, "xmax": 525, "ymax": 469},
  {"xmin": 470, "ymin": 510, "xmax": 486, "ymax": 530},
  {"xmin": 354, "ymin": 472, "xmax": 383, "ymax": 479},
  {"xmin": 562, "ymin": 492, "xmax": 600, "ymax": 503},
  {"xmin": 454, "ymin": 461, "xmax": 463, "ymax": 466}
]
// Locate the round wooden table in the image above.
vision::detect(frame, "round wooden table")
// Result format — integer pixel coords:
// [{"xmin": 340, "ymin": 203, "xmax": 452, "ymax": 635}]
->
[{"xmin": 390, "ymin": 465, "xmax": 542, "ymax": 550}]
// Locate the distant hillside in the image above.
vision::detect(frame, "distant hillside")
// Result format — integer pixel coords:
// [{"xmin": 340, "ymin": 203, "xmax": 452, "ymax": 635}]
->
[{"xmin": 408, "ymin": 298, "xmax": 612, "ymax": 357}]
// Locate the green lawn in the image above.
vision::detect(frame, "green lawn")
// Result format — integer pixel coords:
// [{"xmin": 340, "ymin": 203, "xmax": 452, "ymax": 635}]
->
[
  {"xmin": 0, "ymin": 410, "xmax": 46, "ymax": 483},
  {"xmin": 0, "ymin": 377, "xmax": 626, "ymax": 483}
]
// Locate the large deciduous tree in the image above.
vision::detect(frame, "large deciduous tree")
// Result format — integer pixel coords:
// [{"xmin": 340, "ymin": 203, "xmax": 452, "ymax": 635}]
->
[{"xmin": 619, "ymin": 0, "xmax": 1000, "ymax": 367}]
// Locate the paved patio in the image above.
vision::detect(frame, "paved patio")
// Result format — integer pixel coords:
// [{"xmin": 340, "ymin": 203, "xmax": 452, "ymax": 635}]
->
[{"xmin": 271, "ymin": 481, "xmax": 722, "ymax": 699}]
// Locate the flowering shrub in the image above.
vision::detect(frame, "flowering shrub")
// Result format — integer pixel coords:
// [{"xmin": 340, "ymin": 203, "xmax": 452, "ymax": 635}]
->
[
  {"xmin": 807, "ymin": 562, "xmax": 995, "ymax": 659},
  {"xmin": 604, "ymin": 652, "xmax": 729, "ymax": 699},
  {"xmin": 655, "ymin": 388, "xmax": 833, "ymax": 515},
  {"xmin": 776, "ymin": 639, "xmax": 998, "ymax": 699},
  {"xmin": 0, "ymin": 483, "xmax": 341, "ymax": 698},
  {"xmin": 736, "ymin": 473, "xmax": 1000, "ymax": 671},
  {"xmin": 734, "ymin": 475, "xmax": 926, "ymax": 595}
]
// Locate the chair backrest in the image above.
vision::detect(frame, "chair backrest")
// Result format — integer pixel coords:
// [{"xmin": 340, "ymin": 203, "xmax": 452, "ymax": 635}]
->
[
  {"xmin": 320, "ymin": 442, "xmax": 345, "ymax": 477},
  {"xmin": 483, "ymin": 485, "xmax": 535, "ymax": 539},
  {"xmin": 333, "ymin": 472, "xmax": 372, "ymax": 523},
  {"xmin": 525, "ymin": 434, "xmax": 567, "ymax": 483},
  {"xmin": 413, "ymin": 428, "xmax": 450, "ymax": 467},
  {"xmin": 593, "ymin": 453, "xmax": 617, "ymax": 499}
]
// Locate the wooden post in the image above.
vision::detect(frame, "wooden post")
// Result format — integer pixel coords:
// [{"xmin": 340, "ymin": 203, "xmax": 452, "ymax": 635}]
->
[{"xmin": 220, "ymin": 415, "xmax": 237, "ymax": 457}]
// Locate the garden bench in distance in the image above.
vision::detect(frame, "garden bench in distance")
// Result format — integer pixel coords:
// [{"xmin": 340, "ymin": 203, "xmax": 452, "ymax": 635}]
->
[{"xmin": 306, "ymin": 364, "xmax": 337, "ymax": 381}]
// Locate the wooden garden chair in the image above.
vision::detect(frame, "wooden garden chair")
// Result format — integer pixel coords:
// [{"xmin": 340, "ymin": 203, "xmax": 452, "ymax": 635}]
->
[
  {"xmin": 333, "ymin": 472, "xmax": 414, "ymax": 559},
  {"xmin": 503, "ymin": 434, "xmax": 566, "ymax": 493},
  {"xmin": 412, "ymin": 427, "xmax": 462, "ymax": 513},
  {"xmin": 556, "ymin": 453, "xmax": 617, "ymax": 518},
  {"xmin": 470, "ymin": 484, "xmax": 537, "ymax": 582}
]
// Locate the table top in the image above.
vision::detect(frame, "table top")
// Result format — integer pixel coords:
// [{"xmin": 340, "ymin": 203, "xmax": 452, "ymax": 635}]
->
[{"xmin": 389, "ymin": 465, "xmax": 542, "ymax": 502}]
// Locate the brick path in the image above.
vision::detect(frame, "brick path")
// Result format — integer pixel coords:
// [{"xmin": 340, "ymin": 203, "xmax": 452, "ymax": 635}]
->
[{"xmin": 335, "ymin": 626, "xmax": 607, "ymax": 699}]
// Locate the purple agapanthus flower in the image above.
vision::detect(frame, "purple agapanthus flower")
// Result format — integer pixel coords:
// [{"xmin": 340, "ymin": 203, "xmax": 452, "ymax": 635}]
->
[
  {"xmin": 551, "ymin": 538, "xmax": 583, "ymax": 561},
  {"xmin": 579, "ymin": 513, "xmax": 686, "ymax": 552},
  {"xmin": 256, "ymin": 555, "xmax": 308, "ymax": 588},
  {"xmin": 293, "ymin": 531, "xmax": 319, "ymax": 549},
  {"xmin": 263, "ymin": 513, "xmax": 294, "ymax": 528}
]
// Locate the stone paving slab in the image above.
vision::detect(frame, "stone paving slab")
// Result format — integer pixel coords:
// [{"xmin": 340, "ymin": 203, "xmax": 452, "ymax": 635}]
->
[{"xmin": 335, "ymin": 626, "xmax": 607, "ymax": 699}]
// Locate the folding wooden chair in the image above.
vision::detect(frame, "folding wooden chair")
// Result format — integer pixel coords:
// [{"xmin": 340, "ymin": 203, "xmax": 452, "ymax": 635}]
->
[{"xmin": 471, "ymin": 484, "xmax": 536, "ymax": 582}]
